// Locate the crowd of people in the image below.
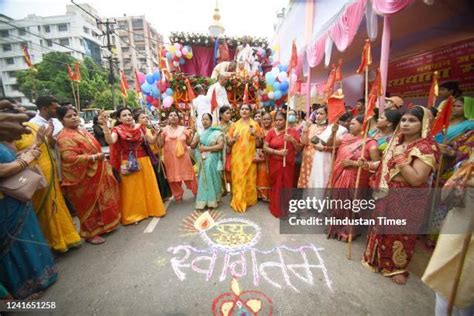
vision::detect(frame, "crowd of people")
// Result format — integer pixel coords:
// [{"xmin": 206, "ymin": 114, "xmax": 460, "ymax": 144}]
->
[{"xmin": 0, "ymin": 79, "xmax": 472, "ymax": 314}]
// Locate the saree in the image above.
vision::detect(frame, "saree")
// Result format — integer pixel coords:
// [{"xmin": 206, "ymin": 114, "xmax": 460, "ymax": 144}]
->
[
  {"xmin": 146, "ymin": 128, "xmax": 172, "ymax": 200},
  {"xmin": 298, "ymin": 123, "xmax": 327, "ymax": 188},
  {"xmin": 256, "ymin": 127, "xmax": 272, "ymax": 201},
  {"xmin": 363, "ymin": 137, "xmax": 439, "ymax": 277},
  {"xmin": 110, "ymin": 124, "xmax": 165, "ymax": 225},
  {"xmin": 265, "ymin": 128, "xmax": 300, "ymax": 218},
  {"xmin": 228, "ymin": 119, "xmax": 262, "ymax": 212},
  {"xmin": 220, "ymin": 121, "xmax": 233, "ymax": 192},
  {"xmin": 57, "ymin": 128, "xmax": 121, "ymax": 239},
  {"xmin": 327, "ymin": 134, "xmax": 377, "ymax": 239},
  {"xmin": 16, "ymin": 122, "xmax": 81, "ymax": 252},
  {"xmin": 0, "ymin": 144, "xmax": 58, "ymax": 299},
  {"xmin": 195, "ymin": 127, "xmax": 224, "ymax": 209}
]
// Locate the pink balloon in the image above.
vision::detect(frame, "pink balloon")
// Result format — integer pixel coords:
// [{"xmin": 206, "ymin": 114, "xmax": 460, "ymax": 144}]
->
[
  {"xmin": 173, "ymin": 43, "xmax": 181, "ymax": 50},
  {"xmin": 181, "ymin": 47, "xmax": 188, "ymax": 55},
  {"xmin": 137, "ymin": 72, "xmax": 146, "ymax": 84},
  {"xmin": 163, "ymin": 96, "xmax": 174, "ymax": 108},
  {"xmin": 175, "ymin": 50, "xmax": 182, "ymax": 58}
]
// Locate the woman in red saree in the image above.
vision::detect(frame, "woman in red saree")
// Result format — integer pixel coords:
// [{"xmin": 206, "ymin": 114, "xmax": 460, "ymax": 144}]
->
[
  {"xmin": 328, "ymin": 115, "xmax": 380, "ymax": 241},
  {"xmin": 57, "ymin": 106, "xmax": 120, "ymax": 244},
  {"xmin": 256, "ymin": 112, "xmax": 273, "ymax": 201},
  {"xmin": 263, "ymin": 111, "xmax": 302, "ymax": 218},
  {"xmin": 362, "ymin": 106, "xmax": 439, "ymax": 285}
]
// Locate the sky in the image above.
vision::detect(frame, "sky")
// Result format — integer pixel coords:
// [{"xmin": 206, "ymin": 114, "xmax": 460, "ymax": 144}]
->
[{"xmin": 0, "ymin": 0, "xmax": 289, "ymax": 40}]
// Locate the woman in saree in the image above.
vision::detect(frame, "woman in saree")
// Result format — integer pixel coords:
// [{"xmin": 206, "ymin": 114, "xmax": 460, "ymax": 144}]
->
[
  {"xmin": 363, "ymin": 106, "xmax": 439, "ymax": 285},
  {"xmin": 15, "ymin": 116, "xmax": 81, "ymax": 252},
  {"xmin": 263, "ymin": 111, "xmax": 302, "ymax": 218},
  {"xmin": 191, "ymin": 113, "xmax": 224, "ymax": 210},
  {"xmin": 0, "ymin": 141, "xmax": 58, "ymax": 298},
  {"xmin": 227, "ymin": 104, "xmax": 262, "ymax": 212},
  {"xmin": 103, "ymin": 107, "xmax": 165, "ymax": 225},
  {"xmin": 134, "ymin": 110, "xmax": 172, "ymax": 201},
  {"xmin": 159, "ymin": 108, "xmax": 197, "ymax": 202},
  {"xmin": 57, "ymin": 106, "xmax": 121, "ymax": 245},
  {"xmin": 327, "ymin": 115, "xmax": 380, "ymax": 241},
  {"xmin": 368, "ymin": 109, "xmax": 402, "ymax": 153},
  {"xmin": 256, "ymin": 112, "xmax": 272, "ymax": 201},
  {"xmin": 219, "ymin": 106, "xmax": 233, "ymax": 193}
]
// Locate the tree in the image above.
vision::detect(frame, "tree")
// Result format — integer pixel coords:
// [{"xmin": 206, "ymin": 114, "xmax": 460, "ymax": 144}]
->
[{"xmin": 92, "ymin": 89, "xmax": 141, "ymax": 110}]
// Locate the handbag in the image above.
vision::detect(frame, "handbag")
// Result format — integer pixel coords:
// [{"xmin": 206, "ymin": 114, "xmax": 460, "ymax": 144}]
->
[
  {"xmin": 175, "ymin": 141, "xmax": 185, "ymax": 158},
  {"xmin": 120, "ymin": 148, "xmax": 140, "ymax": 176},
  {"xmin": 0, "ymin": 165, "xmax": 47, "ymax": 202},
  {"xmin": 441, "ymin": 163, "xmax": 472, "ymax": 209},
  {"xmin": 253, "ymin": 148, "xmax": 265, "ymax": 163}
]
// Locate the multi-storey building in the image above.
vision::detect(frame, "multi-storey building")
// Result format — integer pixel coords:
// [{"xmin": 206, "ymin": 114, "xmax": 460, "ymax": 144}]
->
[{"xmin": 0, "ymin": 4, "xmax": 103, "ymax": 104}]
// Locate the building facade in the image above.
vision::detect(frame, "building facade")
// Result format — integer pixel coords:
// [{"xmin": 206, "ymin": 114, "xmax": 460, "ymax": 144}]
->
[{"xmin": 0, "ymin": 4, "xmax": 103, "ymax": 105}]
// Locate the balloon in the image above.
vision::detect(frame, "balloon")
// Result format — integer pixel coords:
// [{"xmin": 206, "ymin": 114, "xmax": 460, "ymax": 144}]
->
[
  {"xmin": 173, "ymin": 61, "xmax": 179, "ymax": 67},
  {"xmin": 175, "ymin": 50, "xmax": 182, "ymax": 58},
  {"xmin": 152, "ymin": 99, "xmax": 160, "ymax": 108},
  {"xmin": 151, "ymin": 86, "xmax": 160, "ymax": 99},
  {"xmin": 272, "ymin": 81, "xmax": 281, "ymax": 91},
  {"xmin": 261, "ymin": 94, "xmax": 269, "ymax": 102},
  {"xmin": 158, "ymin": 81, "xmax": 167, "ymax": 92},
  {"xmin": 265, "ymin": 85, "xmax": 273, "ymax": 93},
  {"xmin": 168, "ymin": 46, "xmax": 176, "ymax": 53},
  {"xmin": 182, "ymin": 47, "xmax": 188, "ymax": 55},
  {"xmin": 179, "ymin": 58, "xmax": 185, "ymax": 65},
  {"xmin": 265, "ymin": 72, "xmax": 275, "ymax": 85},
  {"xmin": 166, "ymin": 52, "xmax": 173, "ymax": 60},
  {"xmin": 280, "ymin": 64, "xmax": 288, "ymax": 72},
  {"xmin": 271, "ymin": 67, "xmax": 280, "ymax": 77},
  {"xmin": 280, "ymin": 81, "xmax": 289, "ymax": 92},
  {"xmin": 166, "ymin": 88, "xmax": 173, "ymax": 96},
  {"xmin": 274, "ymin": 91, "xmax": 282, "ymax": 100},
  {"xmin": 137, "ymin": 71, "xmax": 146, "ymax": 84},
  {"xmin": 174, "ymin": 43, "xmax": 181, "ymax": 50},
  {"xmin": 145, "ymin": 73, "xmax": 154, "ymax": 84},
  {"xmin": 185, "ymin": 52, "xmax": 193, "ymax": 59},
  {"xmin": 163, "ymin": 96, "xmax": 174, "ymax": 108},
  {"xmin": 268, "ymin": 92, "xmax": 275, "ymax": 100},
  {"xmin": 141, "ymin": 83, "xmax": 152, "ymax": 94},
  {"xmin": 277, "ymin": 72, "xmax": 288, "ymax": 82},
  {"xmin": 152, "ymin": 70, "xmax": 161, "ymax": 81},
  {"xmin": 146, "ymin": 95, "xmax": 153, "ymax": 103}
]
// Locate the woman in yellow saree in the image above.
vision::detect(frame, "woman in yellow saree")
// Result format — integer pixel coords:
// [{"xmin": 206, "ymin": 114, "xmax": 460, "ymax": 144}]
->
[
  {"xmin": 227, "ymin": 104, "xmax": 262, "ymax": 212},
  {"xmin": 15, "ymin": 121, "xmax": 81, "ymax": 252}
]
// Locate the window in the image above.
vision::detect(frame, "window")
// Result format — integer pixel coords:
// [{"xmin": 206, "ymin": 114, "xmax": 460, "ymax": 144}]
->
[
  {"xmin": 122, "ymin": 47, "xmax": 129, "ymax": 53},
  {"xmin": 120, "ymin": 36, "xmax": 128, "ymax": 43},
  {"xmin": 11, "ymin": 84, "xmax": 19, "ymax": 91},
  {"xmin": 58, "ymin": 24, "xmax": 68, "ymax": 32},
  {"xmin": 132, "ymin": 19, "xmax": 143, "ymax": 29},
  {"xmin": 46, "ymin": 39, "xmax": 53, "ymax": 47},
  {"xmin": 43, "ymin": 25, "xmax": 50, "ymax": 33},
  {"xmin": 0, "ymin": 30, "xmax": 8, "ymax": 38},
  {"xmin": 18, "ymin": 27, "xmax": 26, "ymax": 36},
  {"xmin": 83, "ymin": 26, "xmax": 89, "ymax": 34},
  {"xmin": 79, "ymin": 39, "xmax": 84, "ymax": 46},
  {"xmin": 59, "ymin": 38, "xmax": 70, "ymax": 46},
  {"xmin": 2, "ymin": 44, "xmax": 12, "ymax": 52},
  {"xmin": 134, "ymin": 33, "xmax": 144, "ymax": 42},
  {"xmin": 37, "ymin": 26, "xmax": 41, "ymax": 32},
  {"xmin": 6, "ymin": 58, "xmax": 15, "ymax": 65},
  {"xmin": 139, "ymin": 58, "xmax": 146, "ymax": 64},
  {"xmin": 8, "ymin": 71, "xmax": 16, "ymax": 78}
]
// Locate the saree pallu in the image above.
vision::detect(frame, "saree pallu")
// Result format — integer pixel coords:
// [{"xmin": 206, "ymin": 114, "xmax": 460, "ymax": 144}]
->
[
  {"xmin": 298, "ymin": 124, "xmax": 326, "ymax": 188},
  {"xmin": 228, "ymin": 119, "xmax": 262, "ymax": 212},
  {"xmin": 265, "ymin": 128, "xmax": 300, "ymax": 218},
  {"xmin": 363, "ymin": 138, "xmax": 438, "ymax": 277},
  {"xmin": 195, "ymin": 127, "xmax": 223, "ymax": 209},
  {"xmin": 328, "ymin": 135, "xmax": 377, "ymax": 239},
  {"xmin": 220, "ymin": 122, "xmax": 233, "ymax": 192},
  {"xmin": 256, "ymin": 127, "xmax": 272, "ymax": 201},
  {"xmin": 16, "ymin": 122, "xmax": 81, "ymax": 252},
  {"xmin": 57, "ymin": 128, "xmax": 121, "ymax": 239},
  {"xmin": 146, "ymin": 129, "xmax": 172, "ymax": 200},
  {"xmin": 0, "ymin": 144, "xmax": 58, "ymax": 299}
]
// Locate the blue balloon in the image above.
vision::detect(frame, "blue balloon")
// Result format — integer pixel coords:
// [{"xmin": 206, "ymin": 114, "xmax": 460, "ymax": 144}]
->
[
  {"xmin": 179, "ymin": 58, "xmax": 185, "ymax": 65},
  {"xmin": 146, "ymin": 103, "xmax": 152, "ymax": 111},
  {"xmin": 152, "ymin": 70, "xmax": 161, "ymax": 81},
  {"xmin": 145, "ymin": 73, "xmax": 154, "ymax": 84},
  {"xmin": 280, "ymin": 81, "xmax": 289, "ymax": 92},
  {"xmin": 265, "ymin": 72, "xmax": 275, "ymax": 85},
  {"xmin": 280, "ymin": 64, "xmax": 288, "ymax": 72},
  {"xmin": 272, "ymin": 81, "xmax": 281, "ymax": 91},
  {"xmin": 141, "ymin": 83, "xmax": 152, "ymax": 94},
  {"xmin": 166, "ymin": 52, "xmax": 173, "ymax": 60},
  {"xmin": 151, "ymin": 86, "xmax": 160, "ymax": 99},
  {"xmin": 274, "ymin": 91, "xmax": 282, "ymax": 100},
  {"xmin": 166, "ymin": 88, "xmax": 173, "ymax": 96}
]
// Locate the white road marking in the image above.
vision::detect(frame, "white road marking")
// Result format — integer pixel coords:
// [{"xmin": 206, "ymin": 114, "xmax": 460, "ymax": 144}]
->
[{"xmin": 143, "ymin": 197, "xmax": 174, "ymax": 233}]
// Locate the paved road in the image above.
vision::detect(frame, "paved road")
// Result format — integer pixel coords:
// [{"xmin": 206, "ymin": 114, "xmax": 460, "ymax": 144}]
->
[{"xmin": 39, "ymin": 193, "xmax": 435, "ymax": 315}]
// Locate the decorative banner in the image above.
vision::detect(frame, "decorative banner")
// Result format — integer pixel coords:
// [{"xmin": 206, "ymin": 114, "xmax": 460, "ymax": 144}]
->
[{"xmin": 387, "ymin": 38, "xmax": 474, "ymax": 104}]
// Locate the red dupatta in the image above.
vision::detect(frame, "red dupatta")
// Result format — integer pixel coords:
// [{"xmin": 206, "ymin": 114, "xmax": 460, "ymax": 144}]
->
[{"xmin": 109, "ymin": 124, "xmax": 144, "ymax": 171}]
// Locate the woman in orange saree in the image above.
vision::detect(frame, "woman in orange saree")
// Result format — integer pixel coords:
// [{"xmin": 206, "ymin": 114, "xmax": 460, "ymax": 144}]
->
[
  {"xmin": 227, "ymin": 104, "xmax": 262, "ymax": 212},
  {"xmin": 219, "ymin": 106, "xmax": 233, "ymax": 193},
  {"xmin": 256, "ymin": 112, "xmax": 272, "ymax": 201},
  {"xmin": 57, "ymin": 106, "xmax": 120, "ymax": 244}
]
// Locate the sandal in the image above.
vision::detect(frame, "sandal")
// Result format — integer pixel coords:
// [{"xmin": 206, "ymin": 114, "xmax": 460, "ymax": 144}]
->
[{"xmin": 86, "ymin": 236, "xmax": 105, "ymax": 245}]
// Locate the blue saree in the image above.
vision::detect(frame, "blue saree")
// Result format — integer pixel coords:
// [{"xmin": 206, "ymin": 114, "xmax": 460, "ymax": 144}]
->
[{"xmin": 0, "ymin": 144, "xmax": 58, "ymax": 299}]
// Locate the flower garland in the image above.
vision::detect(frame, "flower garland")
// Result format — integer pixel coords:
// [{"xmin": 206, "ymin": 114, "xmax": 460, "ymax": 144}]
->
[{"xmin": 169, "ymin": 32, "xmax": 269, "ymax": 49}]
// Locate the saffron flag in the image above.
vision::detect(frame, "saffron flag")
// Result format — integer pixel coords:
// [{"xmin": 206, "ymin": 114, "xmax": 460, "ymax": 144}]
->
[
  {"xmin": 327, "ymin": 89, "xmax": 345, "ymax": 124},
  {"xmin": 430, "ymin": 96, "xmax": 454, "ymax": 137},
  {"xmin": 22, "ymin": 46, "xmax": 35, "ymax": 70},
  {"xmin": 185, "ymin": 79, "xmax": 196, "ymax": 101},
  {"xmin": 119, "ymin": 70, "xmax": 129, "ymax": 97},
  {"xmin": 243, "ymin": 83, "xmax": 250, "ymax": 104},
  {"xmin": 324, "ymin": 64, "xmax": 337, "ymax": 96},
  {"xmin": 362, "ymin": 69, "xmax": 383, "ymax": 132},
  {"xmin": 210, "ymin": 88, "xmax": 218, "ymax": 113},
  {"xmin": 288, "ymin": 40, "xmax": 298, "ymax": 73},
  {"xmin": 74, "ymin": 62, "xmax": 81, "ymax": 82},
  {"xmin": 67, "ymin": 65, "xmax": 76, "ymax": 81},
  {"xmin": 335, "ymin": 59, "xmax": 343, "ymax": 82},
  {"xmin": 427, "ymin": 71, "xmax": 439, "ymax": 108},
  {"xmin": 134, "ymin": 71, "xmax": 141, "ymax": 93},
  {"xmin": 356, "ymin": 39, "xmax": 372, "ymax": 74}
]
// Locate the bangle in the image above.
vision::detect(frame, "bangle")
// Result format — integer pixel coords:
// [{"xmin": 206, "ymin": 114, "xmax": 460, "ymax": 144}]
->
[{"xmin": 17, "ymin": 158, "xmax": 28, "ymax": 168}]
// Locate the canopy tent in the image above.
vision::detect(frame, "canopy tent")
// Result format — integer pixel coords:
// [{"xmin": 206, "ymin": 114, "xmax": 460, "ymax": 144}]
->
[{"xmin": 273, "ymin": 0, "xmax": 474, "ymax": 110}]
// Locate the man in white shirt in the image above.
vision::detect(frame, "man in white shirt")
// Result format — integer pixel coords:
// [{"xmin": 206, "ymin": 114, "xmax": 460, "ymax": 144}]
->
[
  {"xmin": 192, "ymin": 85, "xmax": 213, "ymax": 132},
  {"xmin": 30, "ymin": 96, "xmax": 63, "ymax": 139},
  {"xmin": 211, "ymin": 61, "xmax": 236, "ymax": 80},
  {"xmin": 207, "ymin": 75, "xmax": 230, "ymax": 111}
]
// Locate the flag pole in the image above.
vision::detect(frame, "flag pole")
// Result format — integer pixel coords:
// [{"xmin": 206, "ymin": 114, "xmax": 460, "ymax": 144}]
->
[
  {"xmin": 76, "ymin": 81, "xmax": 81, "ymax": 111},
  {"xmin": 70, "ymin": 81, "xmax": 78, "ymax": 110}
]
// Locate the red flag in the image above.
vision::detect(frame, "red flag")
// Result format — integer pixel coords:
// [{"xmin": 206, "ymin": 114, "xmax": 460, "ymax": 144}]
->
[
  {"xmin": 119, "ymin": 69, "xmax": 128, "ymax": 97},
  {"xmin": 67, "ymin": 65, "xmax": 76, "ymax": 81},
  {"xmin": 185, "ymin": 79, "xmax": 196, "ymax": 101},
  {"xmin": 288, "ymin": 40, "xmax": 298, "ymax": 73},
  {"xmin": 74, "ymin": 62, "xmax": 81, "ymax": 82},
  {"xmin": 429, "ymin": 96, "xmax": 454, "ymax": 137},
  {"xmin": 334, "ymin": 59, "xmax": 343, "ymax": 82},
  {"xmin": 362, "ymin": 69, "xmax": 383, "ymax": 132},
  {"xmin": 134, "ymin": 71, "xmax": 141, "ymax": 93},
  {"xmin": 324, "ymin": 64, "xmax": 337, "ymax": 96},
  {"xmin": 427, "ymin": 71, "xmax": 439, "ymax": 108},
  {"xmin": 22, "ymin": 46, "xmax": 35, "ymax": 70},
  {"xmin": 327, "ymin": 90, "xmax": 345, "ymax": 124},
  {"xmin": 356, "ymin": 39, "xmax": 372, "ymax": 74},
  {"xmin": 210, "ymin": 88, "xmax": 218, "ymax": 113},
  {"xmin": 243, "ymin": 83, "xmax": 250, "ymax": 104}
]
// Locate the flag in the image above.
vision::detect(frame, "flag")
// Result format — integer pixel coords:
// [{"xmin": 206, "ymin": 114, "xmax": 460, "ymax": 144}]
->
[
  {"xmin": 243, "ymin": 83, "xmax": 250, "ymax": 104},
  {"xmin": 67, "ymin": 65, "xmax": 76, "ymax": 81},
  {"xmin": 324, "ymin": 64, "xmax": 337, "ymax": 96},
  {"xmin": 288, "ymin": 40, "xmax": 298, "ymax": 73},
  {"xmin": 430, "ymin": 96, "xmax": 454, "ymax": 137},
  {"xmin": 185, "ymin": 78, "xmax": 196, "ymax": 101},
  {"xmin": 356, "ymin": 39, "xmax": 372, "ymax": 74},
  {"xmin": 134, "ymin": 70, "xmax": 141, "ymax": 93},
  {"xmin": 22, "ymin": 46, "xmax": 35, "ymax": 70},
  {"xmin": 210, "ymin": 88, "xmax": 218, "ymax": 113},
  {"xmin": 119, "ymin": 69, "xmax": 129, "ymax": 98},
  {"xmin": 335, "ymin": 59, "xmax": 343, "ymax": 82},
  {"xmin": 74, "ymin": 62, "xmax": 81, "ymax": 82},
  {"xmin": 427, "ymin": 71, "xmax": 439, "ymax": 108},
  {"xmin": 362, "ymin": 69, "xmax": 383, "ymax": 132},
  {"xmin": 327, "ymin": 89, "xmax": 345, "ymax": 124}
]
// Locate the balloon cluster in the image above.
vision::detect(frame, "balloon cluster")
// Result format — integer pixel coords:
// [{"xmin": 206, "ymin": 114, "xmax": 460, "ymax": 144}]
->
[
  {"xmin": 164, "ymin": 43, "xmax": 193, "ymax": 68},
  {"xmin": 260, "ymin": 64, "xmax": 295, "ymax": 107},
  {"xmin": 139, "ymin": 69, "xmax": 175, "ymax": 110}
]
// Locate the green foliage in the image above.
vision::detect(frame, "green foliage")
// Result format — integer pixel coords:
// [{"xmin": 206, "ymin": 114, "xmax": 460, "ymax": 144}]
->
[{"xmin": 92, "ymin": 89, "xmax": 140, "ymax": 110}]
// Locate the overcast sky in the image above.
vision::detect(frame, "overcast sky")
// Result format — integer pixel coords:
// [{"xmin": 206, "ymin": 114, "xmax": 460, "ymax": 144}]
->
[{"xmin": 0, "ymin": 0, "xmax": 289, "ymax": 40}]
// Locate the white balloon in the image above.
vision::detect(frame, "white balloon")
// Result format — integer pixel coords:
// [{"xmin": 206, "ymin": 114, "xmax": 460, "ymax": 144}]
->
[
  {"xmin": 268, "ymin": 92, "xmax": 275, "ymax": 99},
  {"xmin": 271, "ymin": 67, "xmax": 280, "ymax": 77},
  {"xmin": 277, "ymin": 72, "xmax": 288, "ymax": 82}
]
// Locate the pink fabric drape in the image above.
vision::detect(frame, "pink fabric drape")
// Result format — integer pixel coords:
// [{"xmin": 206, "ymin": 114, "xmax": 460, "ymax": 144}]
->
[
  {"xmin": 372, "ymin": 0, "xmax": 415, "ymax": 15},
  {"xmin": 180, "ymin": 46, "xmax": 235, "ymax": 77},
  {"xmin": 306, "ymin": 34, "xmax": 327, "ymax": 68},
  {"xmin": 379, "ymin": 16, "xmax": 391, "ymax": 112}
]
